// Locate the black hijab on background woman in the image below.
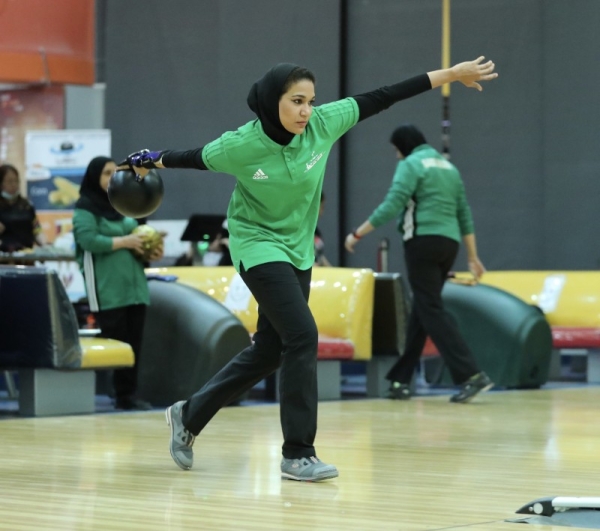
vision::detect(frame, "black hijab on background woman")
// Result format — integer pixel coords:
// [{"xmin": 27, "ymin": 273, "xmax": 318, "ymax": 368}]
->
[
  {"xmin": 75, "ymin": 156, "xmax": 122, "ymax": 220},
  {"xmin": 390, "ymin": 124, "xmax": 427, "ymax": 157}
]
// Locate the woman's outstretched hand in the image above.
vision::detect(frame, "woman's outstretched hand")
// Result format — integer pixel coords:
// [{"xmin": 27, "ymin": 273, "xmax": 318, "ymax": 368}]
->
[{"xmin": 452, "ymin": 56, "xmax": 498, "ymax": 91}]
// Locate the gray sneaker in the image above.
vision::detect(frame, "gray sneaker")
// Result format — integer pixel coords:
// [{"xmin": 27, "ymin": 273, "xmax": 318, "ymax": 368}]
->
[
  {"xmin": 165, "ymin": 401, "xmax": 195, "ymax": 470},
  {"xmin": 281, "ymin": 456, "xmax": 339, "ymax": 482}
]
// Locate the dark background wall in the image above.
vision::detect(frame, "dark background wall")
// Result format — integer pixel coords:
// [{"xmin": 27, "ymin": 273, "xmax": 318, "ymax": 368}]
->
[
  {"xmin": 542, "ymin": 2, "xmax": 600, "ymax": 270},
  {"xmin": 101, "ymin": 0, "xmax": 600, "ymax": 271}
]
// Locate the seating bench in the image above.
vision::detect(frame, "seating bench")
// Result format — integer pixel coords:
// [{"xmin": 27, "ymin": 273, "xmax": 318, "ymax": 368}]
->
[
  {"xmin": 466, "ymin": 271, "xmax": 600, "ymax": 383},
  {"xmin": 315, "ymin": 337, "xmax": 355, "ymax": 360},
  {"xmin": 12, "ymin": 337, "xmax": 134, "ymax": 417},
  {"xmin": 0, "ymin": 265, "xmax": 136, "ymax": 416},
  {"xmin": 146, "ymin": 266, "xmax": 375, "ymax": 399}
]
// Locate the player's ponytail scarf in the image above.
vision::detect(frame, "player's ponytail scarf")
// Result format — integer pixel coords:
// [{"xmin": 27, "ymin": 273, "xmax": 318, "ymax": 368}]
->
[{"xmin": 247, "ymin": 63, "xmax": 298, "ymax": 146}]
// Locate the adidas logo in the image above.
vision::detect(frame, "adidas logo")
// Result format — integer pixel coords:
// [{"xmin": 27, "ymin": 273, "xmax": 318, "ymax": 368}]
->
[
  {"xmin": 253, "ymin": 169, "xmax": 268, "ymax": 180},
  {"xmin": 305, "ymin": 151, "xmax": 323, "ymax": 172}
]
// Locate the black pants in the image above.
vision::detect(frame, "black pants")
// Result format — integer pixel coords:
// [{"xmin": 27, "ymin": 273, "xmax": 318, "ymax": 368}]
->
[
  {"xmin": 182, "ymin": 262, "xmax": 318, "ymax": 459},
  {"xmin": 386, "ymin": 236, "xmax": 480, "ymax": 385},
  {"xmin": 94, "ymin": 304, "xmax": 147, "ymax": 400}
]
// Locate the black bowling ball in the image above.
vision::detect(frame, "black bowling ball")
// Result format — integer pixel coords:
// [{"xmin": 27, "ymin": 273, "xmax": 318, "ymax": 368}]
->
[{"xmin": 108, "ymin": 169, "xmax": 164, "ymax": 218}]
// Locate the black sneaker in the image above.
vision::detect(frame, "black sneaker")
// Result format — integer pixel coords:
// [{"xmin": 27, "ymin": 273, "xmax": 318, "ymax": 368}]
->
[
  {"xmin": 386, "ymin": 381, "xmax": 411, "ymax": 400},
  {"xmin": 450, "ymin": 372, "xmax": 493, "ymax": 403}
]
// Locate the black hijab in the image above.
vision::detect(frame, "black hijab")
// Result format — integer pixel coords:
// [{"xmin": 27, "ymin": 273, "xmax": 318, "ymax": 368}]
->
[
  {"xmin": 247, "ymin": 63, "xmax": 298, "ymax": 146},
  {"xmin": 75, "ymin": 156, "xmax": 123, "ymax": 220},
  {"xmin": 390, "ymin": 124, "xmax": 427, "ymax": 157}
]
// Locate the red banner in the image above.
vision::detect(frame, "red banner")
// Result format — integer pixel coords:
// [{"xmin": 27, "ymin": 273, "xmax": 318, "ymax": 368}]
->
[{"xmin": 0, "ymin": 0, "xmax": 95, "ymax": 84}]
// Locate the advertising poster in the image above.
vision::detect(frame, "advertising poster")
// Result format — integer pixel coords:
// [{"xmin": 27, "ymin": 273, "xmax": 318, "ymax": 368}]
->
[
  {"xmin": 25, "ymin": 129, "xmax": 111, "ymax": 210},
  {"xmin": 25, "ymin": 129, "xmax": 111, "ymax": 301},
  {"xmin": 25, "ymin": 129, "xmax": 111, "ymax": 243}
]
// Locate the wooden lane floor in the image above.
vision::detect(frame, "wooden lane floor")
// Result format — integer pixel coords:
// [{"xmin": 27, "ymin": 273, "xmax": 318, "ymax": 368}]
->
[{"xmin": 0, "ymin": 387, "xmax": 599, "ymax": 531}]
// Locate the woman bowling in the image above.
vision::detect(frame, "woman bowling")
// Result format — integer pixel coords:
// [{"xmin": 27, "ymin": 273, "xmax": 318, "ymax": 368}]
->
[{"xmin": 119, "ymin": 56, "xmax": 498, "ymax": 480}]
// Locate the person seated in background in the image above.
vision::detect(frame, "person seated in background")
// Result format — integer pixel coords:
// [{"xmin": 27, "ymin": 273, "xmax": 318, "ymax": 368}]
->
[
  {"xmin": 314, "ymin": 192, "xmax": 331, "ymax": 267},
  {"xmin": 0, "ymin": 164, "xmax": 47, "ymax": 252}
]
